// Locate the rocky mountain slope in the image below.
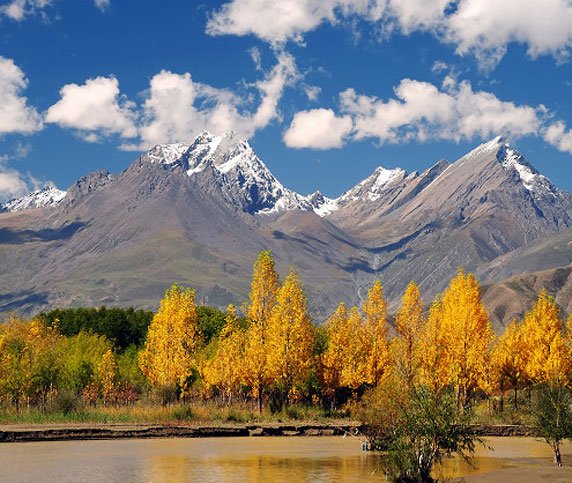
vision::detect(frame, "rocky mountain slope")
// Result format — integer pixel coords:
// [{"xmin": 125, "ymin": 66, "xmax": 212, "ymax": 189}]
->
[
  {"xmin": 478, "ymin": 225, "xmax": 572, "ymax": 328},
  {"xmin": 1, "ymin": 132, "xmax": 571, "ymax": 323},
  {"xmin": 482, "ymin": 265, "xmax": 572, "ymax": 330}
]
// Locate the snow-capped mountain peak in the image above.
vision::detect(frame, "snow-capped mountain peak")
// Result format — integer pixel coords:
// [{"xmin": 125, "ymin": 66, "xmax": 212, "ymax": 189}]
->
[
  {"xmin": 142, "ymin": 131, "xmax": 313, "ymax": 215},
  {"xmin": 137, "ymin": 133, "xmax": 568, "ymax": 219},
  {"xmin": 496, "ymin": 141, "xmax": 558, "ymax": 199},
  {"xmin": 311, "ymin": 194, "xmax": 339, "ymax": 216},
  {"xmin": 457, "ymin": 136, "xmax": 561, "ymax": 200},
  {"xmin": 146, "ymin": 143, "xmax": 190, "ymax": 165},
  {"xmin": 140, "ymin": 132, "xmax": 417, "ymax": 217},
  {"xmin": 2, "ymin": 186, "xmax": 67, "ymax": 212},
  {"xmin": 365, "ymin": 166, "xmax": 408, "ymax": 201},
  {"xmin": 336, "ymin": 165, "xmax": 408, "ymax": 206}
]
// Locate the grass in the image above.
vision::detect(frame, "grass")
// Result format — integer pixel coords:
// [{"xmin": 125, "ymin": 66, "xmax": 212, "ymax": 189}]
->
[
  {"xmin": 0, "ymin": 400, "xmax": 337, "ymax": 426},
  {"xmin": 471, "ymin": 396, "xmax": 534, "ymax": 426},
  {"xmin": 0, "ymin": 395, "xmax": 536, "ymax": 427}
]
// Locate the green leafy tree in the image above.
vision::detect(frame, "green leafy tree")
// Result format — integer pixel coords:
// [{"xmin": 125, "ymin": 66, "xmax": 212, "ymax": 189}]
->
[
  {"xmin": 530, "ymin": 384, "xmax": 572, "ymax": 467},
  {"xmin": 196, "ymin": 306, "xmax": 228, "ymax": 344},
  {"xmin": 40, "ymin": 307, "xmax": 153, "ymax": 351},
  {"xmin": 360, "ymin": 378, "xmax": 477, "ymax": 482},
  {"xmin": 60, "ymin": 331, "xmax": 113, "ymax": 394}
]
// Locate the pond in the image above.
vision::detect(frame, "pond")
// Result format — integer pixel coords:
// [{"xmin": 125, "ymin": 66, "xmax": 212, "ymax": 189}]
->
[{"xmin": 1, "ymin": 436, "xmax": 572, "ymax": 482}]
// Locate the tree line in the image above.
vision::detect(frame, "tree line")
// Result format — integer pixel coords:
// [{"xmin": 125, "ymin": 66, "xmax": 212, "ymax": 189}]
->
[{"xmin": 1, "ymin": 252, "xmax": 571, "ymax": 438}]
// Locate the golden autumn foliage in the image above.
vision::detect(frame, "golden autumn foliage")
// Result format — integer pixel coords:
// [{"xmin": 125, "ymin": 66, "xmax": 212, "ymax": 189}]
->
[
  {"xmin": 323, "ymin": 303, "xmax": 371, "ymax": 392},
  {"xmin": 97, "ymin": 349, "xmax": 118, "ymax": 405},
  {"xmin": 322, "ymin": 280, "xmax": 391, "ymax": 396},
  {"xmin": 4, "ymin": 251, "xmax": 572, "ymax": 421},
  {"xmin": 340, "ymin": 306, "xmax": 370, "ymax": 390},
  {"xmin": 243, "ymin": 250, "xmax": 280, "ymax": 410},
  {"xmin": 266, "ymin": 270, "xmax": 315, "ymax": 399},
  {"xmin": 321, "ymin": 302, "xmax": 348, "ymax": 394},
  {"xmin": 491, "ymin": 321, "xmax": 529, "ymax": 388},
  {"xmin": 139, "ymin": 284, "xmax": 199, "ymax": 393},
  {"xmin": 392, "ymin": 281, "xmax": 424, "ymax": 387},
  {"xmin": 0, "ymin": 317, "xmax": 64, "ymax": 410},
  {"xmin": 440, "ymin": 269, "xmax": 493, "ymax": 404},
  {"xmin": 418, "ymin": 296, "xmax": 451, "ymax": 394},
  {"xmin": 201, "ymin": 304, "xmax": 245, "ymax": 403},
  {"xmin": 363, "ymin": 280, "xmax": 390, "ymax": 386},
  {"xmin": 522, "ymin": 291, "xmax": 570, "ymax": 385},
  {"xmin": 246, "ymin": 250, "xmax": 280, "ymax": 325}
]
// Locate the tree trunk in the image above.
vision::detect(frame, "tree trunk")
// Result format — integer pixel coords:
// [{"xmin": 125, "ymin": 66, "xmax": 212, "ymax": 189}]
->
[
  {"xmin": 553, "ymin": 441, "xmax": 562, "ymax": 467},
  {"xmin": 514, "ymin": 386, "xmax": 518, "ymax": 409}
]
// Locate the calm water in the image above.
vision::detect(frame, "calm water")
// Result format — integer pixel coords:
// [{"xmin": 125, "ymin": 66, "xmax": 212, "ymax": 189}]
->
[{"xmin": 1, "ymin": 436, "xmax": 571, "ymax": 482}]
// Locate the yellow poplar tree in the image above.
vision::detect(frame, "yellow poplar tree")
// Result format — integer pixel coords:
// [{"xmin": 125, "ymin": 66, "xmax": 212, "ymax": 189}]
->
[
  {"xmin": 139, "ymin": 284, "xmax": 199, "ymax": 398},
  {"xmin": 418, "ymin": 296, "xmax": 451, "ymax": 394},
  {"xmin": 97, "ymin": 349, "xmax": 118, "ymax": 406},
  {"xmin": 322, "ymin": 302, "xmax": 348, "ymax": 396},
  {"xmin": 393, "ymin": 281, "xmax": 424, "ymax": 387},
  {"xmin": 491, "ymin": 320, "xmax": 529, "ymax": 408},
  {"xmin": 246, "ymin": 250, "xmax": 280, "ymax": 325},
  {"xmin": 202, "ymin": 304, "xmax": 245, "ymax": 404},
  {"xmin": 266, "ymin": 269, "xmax": 315, "ymax": 402},
  {"xmin": 363, "ymin": 280, "xmax": 390, "ymax": 386},
  {"xmin": 0, "ymin": 318, "xmax": 64, "ymax": 412},
  {"xmin": 340, "ymin": 307, "xmax": 370, "ymax": 391},
  {"xmin": 243, "ymin": 250, "xmax": 280, "ymax": 411},
  {"xmin": 440, "ymin": 269, "xmax": 493, "ymax": 406},
  {"xmin": 522, "ymin": 291, "xmax": 569, "ymax": 385}
]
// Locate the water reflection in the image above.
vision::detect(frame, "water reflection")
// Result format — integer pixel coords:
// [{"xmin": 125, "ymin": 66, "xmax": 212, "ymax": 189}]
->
[
  {"xmin": 1, "ymin": 436, "xmax": 571, "ymax": 482},
  {"xmin": 139, "ymin": 438, "xmax": 383, "ymax": 483}
]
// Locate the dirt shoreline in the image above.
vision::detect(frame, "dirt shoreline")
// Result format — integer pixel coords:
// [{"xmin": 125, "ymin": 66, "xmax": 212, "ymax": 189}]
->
[
  {"xmin": 0, "ymin": 422, "xmax": 361, "ymax": 442},
  {"xmin": 0, "ymin": 423, "xmax": 536, "ymax": 443}
]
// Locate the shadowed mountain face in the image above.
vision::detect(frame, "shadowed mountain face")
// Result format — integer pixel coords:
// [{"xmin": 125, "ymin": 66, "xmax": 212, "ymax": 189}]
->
[
  {"xmin": 478, "ymin": 226, "xmax": 572, "ymax": 328},
  {"xmin": 1, "ymin": 132, "xmax": 571, "ymax": 323},
  {"xmin": 481, "ymin": 265, "xmax": 572, "ymax": 331}
]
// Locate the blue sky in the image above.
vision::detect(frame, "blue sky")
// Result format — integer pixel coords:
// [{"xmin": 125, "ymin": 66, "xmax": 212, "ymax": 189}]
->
[{"xmin": 1, "ymin": 0, "xmax": 572, "ymax": 200}]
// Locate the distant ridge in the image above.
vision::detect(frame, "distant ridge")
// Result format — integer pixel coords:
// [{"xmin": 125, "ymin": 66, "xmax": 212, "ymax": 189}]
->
[{"xmin": 0, "ymin": 132, "xmax": 571, "ymax": 324}]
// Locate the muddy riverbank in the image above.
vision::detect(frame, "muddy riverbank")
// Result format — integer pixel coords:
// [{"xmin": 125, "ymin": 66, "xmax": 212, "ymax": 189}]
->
[{"xmin": 0, "ymin": 422, "xmax": 535, "ymax": 443}]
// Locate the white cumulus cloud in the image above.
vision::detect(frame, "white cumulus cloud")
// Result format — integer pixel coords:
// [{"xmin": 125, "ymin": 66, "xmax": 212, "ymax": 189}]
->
[
  {"xmin": 207, "ymin": 0, "xmax": 572, "ymax": 69},
  {"xmin": 543, "ymin": 121, "xmax": 572, "ymax": 154},
  {"xmin": 0, "ymin": 0, "xmax": 51, "ymax": 20},
  {"xmin": 45, "ymin": 76, "xmax": 137, "ymax": 142},
  {"xmin": 339, "ymin": 77, "xmax": 541, "ymax": 144},
  {"xmin": 447, "ymin": 0, "xmax": 572, "ymax": 64},
  {"xmin": 132, "ymin": 51, "xmax": 298, "ymax": 149},
  {"xmin": 0, "ymin": 168, "xmax": 32, "ymax": 201},
  {"xmin": 385, "ymin": 0, "xmax": 449, "ymax": 33},
  {"xmin": 0, "ymin": 56, "xmax": 43, "ymax": 135},
  {"xmin": 1, "ymin": 0, "xmax": 110, "ymax": 20},
  {"xmin": 284, "ymin": 108, "xmax": 353, "ymax": 149},
  {"xmin": 207, "ymin": 0, "xmax": 383, "ymax": 44}
]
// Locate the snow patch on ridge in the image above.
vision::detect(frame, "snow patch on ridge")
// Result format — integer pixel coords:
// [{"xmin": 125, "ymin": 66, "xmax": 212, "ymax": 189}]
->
[
  {"xmin": 2, "ymin": 186, "xmax": 67, "ymax": 212},
  {"xmin": 147, "ymin": 143, "xmax": 190, "ymax": 165},
  {"xmin": 453, "ymin": 135, "xmax": 560, "ymax": 200},
  {"xmin": 336, "ymin": 166, "xmax": 408, "ymax": 206},
  {"xmin": 498, "ymin": 143, "xmax": 558, "ymax": 198}
]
